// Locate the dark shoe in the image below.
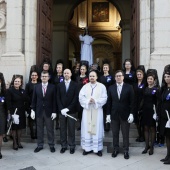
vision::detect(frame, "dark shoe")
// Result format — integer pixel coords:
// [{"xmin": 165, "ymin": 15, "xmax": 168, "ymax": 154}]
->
[
  {"xmin": 164, "ymin": 158, "xmax": 170, "ymax": 164},
  {"xmin": 50, "ymin": 147, "xmax": 55, "ymax": 153},
  {"xmin": 97, "ymin": 151, "xmax": 102, "ymax": 157},
  {"xmin": 60, "ymin": 148, "xmax": 67, "ymax": 154},
  {"xmin": 149, "ymin": 147, "xmax": 154, "ymax": 155},
  {"xmin": 112, "ymin": 150, "xmax": 119, "ymax": 158},
  {"xmin": 18, "ymin": 143, "xmax": 23, "ymax": 149},
  {"xmin": 0, "ymin": 153, "xmax": 2, "ymax": 159},
  {"xmin": 160, "ymin": 155, "xmax": 169, "ymax": 162},
  {"xmin": 142, "ymin": 146, "xmax": 150, "ymax": 154},
  {"xmin": 124, "ymin": 152, "xmax": 129, "ymax": 159},
  {"xmin": 3, "ymin": 137, "xmax": 8, "ymax": 142},
  {"xmin": 13, "ymin": 143, "xmax": 18, "ymax": 150},
  {"xmin": 34, "ymin": 147, "xmax": 43, "ymax": 153},
  {"xmin": 82, "ymin": 150, "xmax": 93, "ymax": 155},
  {"xmin": 77, "ymin": 127, "xmax": 81, "ymax": 131},
  {"xmin": 70, "ymin": 148, "xmax": 75, "ymax": 154}
]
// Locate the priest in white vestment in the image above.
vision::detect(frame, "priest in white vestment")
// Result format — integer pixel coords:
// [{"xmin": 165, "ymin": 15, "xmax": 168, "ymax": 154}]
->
[{"xmin": 79, "ymin": 71, "xmax": 107, "ymax": 156}]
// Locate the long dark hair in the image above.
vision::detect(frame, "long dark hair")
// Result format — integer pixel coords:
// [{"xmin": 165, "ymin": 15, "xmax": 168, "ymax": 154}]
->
[
  {"xmin": 161, "ymin": 70, "xmax": 170, "ymax": 92},
  {"xmin": 0, "ymin": 72, "xmax": 6, "ymax": 96},
  {"xmin": 122, "ymin": 59, "xmax": 136, "ymax": 71}
]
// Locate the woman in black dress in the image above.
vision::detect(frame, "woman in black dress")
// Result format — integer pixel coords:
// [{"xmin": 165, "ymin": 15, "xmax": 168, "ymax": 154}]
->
[
  {"xmin": 141, "ymin": 73, "xmax": 160, "ymax": 155},
  {"xmin": 99, "ymin": 63, "xmax": 115, "ymax": 131},
  {"xmin": 122, "ymin": 59, "xmax": 136, "ymax": 86},
  {"xmin": 76, "ymin": 64, "xmax": 89, "ymax": 130},
  {"xmin": 160, "ymin": 71, "xmax": 170, "ymax": 164},
  {"xmin": 6, "ymin": 76, "xmax": 28, "ymax": 150},
  {"xmin": 133, "ymin": 69, "xmax": 146, "ymax": 142},
  {"xmin": 0, "ymin": 73, "xmax": 7, "ymax": 159},
  {"xmin": 25, "ymin": 71, "xmax": 39, "ymax": 139}
]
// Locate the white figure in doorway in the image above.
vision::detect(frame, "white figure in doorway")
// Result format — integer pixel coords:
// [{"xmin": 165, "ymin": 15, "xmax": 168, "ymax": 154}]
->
[{"xmin": 79, "ymin": 27, "xmax": 94, "ymax": 66}]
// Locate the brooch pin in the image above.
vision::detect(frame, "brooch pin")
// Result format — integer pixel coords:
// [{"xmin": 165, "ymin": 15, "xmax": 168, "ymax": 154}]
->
[
  {"xmin": 166, "ymin": 93, "xmax": 170, "ymax": 100},
  {"xmin": 0, "ymin": 97, "xmax": 5, "ymax": 103}
]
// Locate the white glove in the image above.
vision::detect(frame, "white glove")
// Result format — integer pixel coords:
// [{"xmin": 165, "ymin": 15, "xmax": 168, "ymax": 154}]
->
[
  {"xmin": 51, "ymin": 113, "xmax": 57, "ymax": 120},
  {"xmin": 128, "ymin": 114, "xmax": 134, "ymax": 123},
  {"xmin": 106, "ymin": 115, "xmax": 111, "ymax": 123},
  {"xmin": 165, "ymin": 119, "xmax": 170, "ymax": 128},
  {"xmin": 61, "ymin": 108, "xmax": 69, "ymax": 117},
  {"xmin": 153, "ymin": 113, "xmax": 157, "ymax": 120},
  {"xmin": 31, "ymin": 109, "xmax": 35, "ymax": 120},
  {"xmin": 12, "ymin": 114, "xmax": 19, "ymax": 124}
]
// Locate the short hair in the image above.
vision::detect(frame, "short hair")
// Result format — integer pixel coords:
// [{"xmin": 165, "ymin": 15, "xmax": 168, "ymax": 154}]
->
[
  {"xmin": 136, "ymin": 69, "xmax": 144, "ymax": 75},
  {"xmin": 103, "ymin": 63, "xmax": 109, "ymax": 68},
  {"xmin": 41, "ymin": 71, "xmax": 49, "ymax": 75},
  {"xmin": 147, "ymin": 73, "xmax": 156, "ymax": 80},
  {"xmin": 115, "ymin": 70, "xmax": 124, "ymax": 77},
  {"xmin": 89, "ymin": 70, "xmax": 98, "ymax": 77}
]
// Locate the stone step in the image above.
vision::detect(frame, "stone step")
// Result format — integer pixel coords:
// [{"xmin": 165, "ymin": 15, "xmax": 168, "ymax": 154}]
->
[{"xmin": 14, "ymin": 122, "xmax": 145, "ymax": 153}]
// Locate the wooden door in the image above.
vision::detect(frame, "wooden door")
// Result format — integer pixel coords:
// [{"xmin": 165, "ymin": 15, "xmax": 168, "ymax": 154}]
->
[
  {"xmin": 37, "ymin": 0, "xmax": 53, "ymax": 66},
  {"xmin": 130, "ymin": 0, "xmax": 140, "ymax": 67}
]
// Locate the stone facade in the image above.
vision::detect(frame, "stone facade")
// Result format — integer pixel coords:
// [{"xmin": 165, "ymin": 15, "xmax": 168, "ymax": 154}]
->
[{"xmin": 0, "ymin": 0, "xmax": 170, "ymax": 84}]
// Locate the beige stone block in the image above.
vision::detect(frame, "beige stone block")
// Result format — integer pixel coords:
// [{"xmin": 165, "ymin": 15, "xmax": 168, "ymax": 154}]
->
[
  {"xmin": 7, "ymin": 8, "xmax": 22, "ymax": 25},
  {"xmin": 7, "ymin": 25, "xmax": 22, "ymax": 39},
  {"xmin": 154, "ymin": 18, "xmax": 170, "ymax": 31},
  {"xmin": 154, "ymin": 0, "xmax": 170, "ymax": 17}
]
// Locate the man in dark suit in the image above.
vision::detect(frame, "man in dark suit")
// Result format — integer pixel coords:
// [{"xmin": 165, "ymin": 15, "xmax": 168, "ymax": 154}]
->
[
  {"xmin": 57, "ymin": 69, "xmax": 78, "ymax": 154},
  {"xmin": 107, "ymin": 70, "xmax": 134, "ymax": 159},
  {"xmin": 31, "ymin": 71, "xmax": 56, "ymax": 153}
]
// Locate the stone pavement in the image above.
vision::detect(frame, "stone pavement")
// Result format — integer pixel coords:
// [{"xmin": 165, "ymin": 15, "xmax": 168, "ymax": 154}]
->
[{"xmin": 0, "ymin": 142, "xmax": 169, "ymax": 170}]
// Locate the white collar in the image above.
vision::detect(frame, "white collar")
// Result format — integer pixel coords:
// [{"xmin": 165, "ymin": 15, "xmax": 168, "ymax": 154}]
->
[
  {"xmin": 117, "ymin": 82, "xmax": 123, "ymax": 86},
  {"xmin": 42, "ymin": 82, "xmax": 48, "ymax": 86},
  {"xmin": 65, "ymin": 79, "xmax": 71, "ymax": 83}
]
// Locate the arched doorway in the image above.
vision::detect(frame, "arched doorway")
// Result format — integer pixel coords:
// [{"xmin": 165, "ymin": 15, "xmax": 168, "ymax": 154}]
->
[{"xmin": 37, "ymin": 0, "xmax": 139, "ymax": 69}]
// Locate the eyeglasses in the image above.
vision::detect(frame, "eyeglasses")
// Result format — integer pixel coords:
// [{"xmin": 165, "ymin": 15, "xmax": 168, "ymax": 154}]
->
[
  {"xmin": 115, "ymin": 75, "xmax": 123, "ymax": 77},
  {"xmin": 41, "ymin": 76, "xmax": 49, "ymax": 78}
]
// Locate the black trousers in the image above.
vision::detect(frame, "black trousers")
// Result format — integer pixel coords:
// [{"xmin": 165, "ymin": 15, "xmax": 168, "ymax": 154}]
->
[
  {"xmin": 36, "ymin": 110, "xmax": 54, "ymax": 148},
  {"xmin": 111, "ymin": 116, "xmax": 130, "ymax": 152},
  {"xmin": 59, "ymin": 113, "xmax": 76, "ymax": 149}
]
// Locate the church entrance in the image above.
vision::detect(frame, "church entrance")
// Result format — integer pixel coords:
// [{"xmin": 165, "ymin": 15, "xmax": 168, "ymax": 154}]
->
[{"xmin": 36, "ymin": 0, "xmax": 139, "ymax": 71}]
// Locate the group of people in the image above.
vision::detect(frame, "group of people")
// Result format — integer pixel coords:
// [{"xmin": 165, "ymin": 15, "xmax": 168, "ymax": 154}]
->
[{"xmin": 0, "ymin": 58, "xmax": 170, "ymax": 165}]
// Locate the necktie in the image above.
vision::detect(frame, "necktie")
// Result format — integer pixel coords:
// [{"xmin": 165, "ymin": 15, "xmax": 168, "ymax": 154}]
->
[
  {"xmin": 65, "ymin": 81, "xmax": 69, "ymax": 92},
  {"xmin": 117, "ymin": 85, "xmax": 121, "ymax": 99},
  {"xmin": 43, "ymin": 85, "xmax": 46, "ymax": 96}
]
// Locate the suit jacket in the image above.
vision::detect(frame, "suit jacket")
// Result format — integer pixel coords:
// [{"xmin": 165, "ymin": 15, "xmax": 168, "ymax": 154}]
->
[
  {"xmin": 31, "ymin": 83, "xmax": 56, "ymax": 117},
  {"xmin": 57, "ymin": 80, "xmax": 78, "ymax": 114},
  {"xmin": 107, "ymin": 83, "xmax": 134, "ymax": 121}
]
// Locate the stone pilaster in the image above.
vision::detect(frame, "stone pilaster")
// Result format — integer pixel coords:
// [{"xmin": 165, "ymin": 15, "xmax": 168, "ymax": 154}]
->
[
  {"xmin": 120, "ymin": 19, "xmax": 130, "ymax": 64},
  {"xmin": 149, "ymin": 0, "xmax": 170, "ymax": 80}
]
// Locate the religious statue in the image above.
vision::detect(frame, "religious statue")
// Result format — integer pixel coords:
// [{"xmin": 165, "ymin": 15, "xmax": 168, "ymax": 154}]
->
[{"xmin": 79, "ymin": 27, "xmax": 94, "ymax": 66}]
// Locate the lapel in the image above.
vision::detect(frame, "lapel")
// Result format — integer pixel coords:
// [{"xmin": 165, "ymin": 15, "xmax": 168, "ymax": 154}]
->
[
  {"xmin": 113, "ymin": 84, "xmax": 119, "ymax": 100},
  {"xmin": 120, "ymin": 83, "xmax": 125, "ymax": 101},
  {"xmin": 39, "ymin": 84, "xmax": 44, "ymax": 98}
]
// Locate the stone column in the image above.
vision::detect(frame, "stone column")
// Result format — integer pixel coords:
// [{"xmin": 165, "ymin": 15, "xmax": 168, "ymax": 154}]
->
[
  {"xmin": 149, "ymin": 0, "xmax": 170, "ymax": 80},
  {"xmin": 121, "ymin": 19, "xmax": 130, "ymax": 64},
  {"xmin": 24, "ymin": 0, "xmax": 37, "ymax": 82},
  {"xmin": 2, "ymin": 0, "xmax": 24, "ymax": 59},
  {"xmin": 0, "ymin": 0, "xmax": 26, "ymax": 83},
  {"xmin": 139, "ymin": 0, "xmax": 151, "ymax": 70}
]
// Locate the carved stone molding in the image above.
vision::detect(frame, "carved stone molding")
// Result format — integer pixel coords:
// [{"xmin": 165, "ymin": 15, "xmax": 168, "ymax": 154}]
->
[
  {"xmin": 0, "ymin": 10, "xmax": 6, "ymax": 30},
  {"xmin": 0, "ymin": 0, "xmax": 6, "ymax": 31},
  {"xmin": 0, "ymin": 0, "xmax": 5, "ymax": 4}
]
